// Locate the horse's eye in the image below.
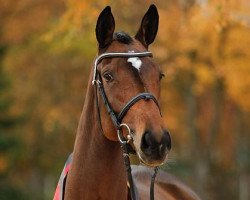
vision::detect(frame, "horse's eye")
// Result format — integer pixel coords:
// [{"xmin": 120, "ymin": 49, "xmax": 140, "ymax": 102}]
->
[
  {"xmin": 159, "ymin": 72, "xmax": 165, "ymax": 80},
  {"xmin": 103, "ymin": 72, "xmax": 114, "ymax": 82}
]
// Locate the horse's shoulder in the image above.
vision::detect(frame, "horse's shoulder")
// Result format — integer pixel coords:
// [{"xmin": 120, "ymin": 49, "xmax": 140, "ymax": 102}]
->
[{"xmin": 131, "ymin": 165, "xmax": 201, "ymax": 200}]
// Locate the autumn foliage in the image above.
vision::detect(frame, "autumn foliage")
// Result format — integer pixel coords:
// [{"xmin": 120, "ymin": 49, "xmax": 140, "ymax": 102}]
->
[{"xmin": 0, "ymin": 0, "xmax": 249, "ymax": 200}]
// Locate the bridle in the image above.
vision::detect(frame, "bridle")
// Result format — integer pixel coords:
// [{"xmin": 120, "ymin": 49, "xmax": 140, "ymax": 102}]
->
[{"xmin": 92, "ymin": 51, "xmax": 161, "ymax": 200}]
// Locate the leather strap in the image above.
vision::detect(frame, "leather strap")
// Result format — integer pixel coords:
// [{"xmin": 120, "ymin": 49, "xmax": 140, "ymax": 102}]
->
[
  {"xmin": 96, "ymin": 77, "xmax": 120, "ymax": 129},
  {"xmin": 150, "ymin": 167, "xmax": 159, "ymax": 200},
  {"xmin": 119, "ymin": 136, "xmax": 137, "ymax": 200},
  {"xmin": 117, "ymin": 92, "xmax": 161, "ymax": 121},
  {"xmin": 92, "ymin": 51, "xmax": 153, "ymax": 85}
]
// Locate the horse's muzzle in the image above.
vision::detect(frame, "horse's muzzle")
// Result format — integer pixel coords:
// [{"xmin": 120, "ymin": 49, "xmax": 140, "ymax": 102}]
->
[{"xmin": 140, "ymin": 130, "xmax": 171, "ymax": 163}]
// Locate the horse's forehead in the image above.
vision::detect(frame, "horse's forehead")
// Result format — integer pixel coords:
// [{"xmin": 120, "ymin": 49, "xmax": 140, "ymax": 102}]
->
[
  {"xmin": 109, "ymin": 55, "xmax": 156, "ymax": 77},
  {"xmin": 106, "ymin": 41, "xmax": 156, "ymax": 71},
  {"xmin": 106, "ymin": 40, "xmax": 146, "ymax": 52}
]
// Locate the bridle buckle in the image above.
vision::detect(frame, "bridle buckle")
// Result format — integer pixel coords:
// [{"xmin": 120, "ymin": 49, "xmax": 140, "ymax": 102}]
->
[{"xmin": 144, "ymin": 94, "xmax": 151, "ymax": 100}]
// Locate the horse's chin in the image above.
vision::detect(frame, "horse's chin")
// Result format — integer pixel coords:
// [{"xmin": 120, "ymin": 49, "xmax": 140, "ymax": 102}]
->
[{"xmin": 136, "ymin": 151, "xmax": 168, "ymax": 168}]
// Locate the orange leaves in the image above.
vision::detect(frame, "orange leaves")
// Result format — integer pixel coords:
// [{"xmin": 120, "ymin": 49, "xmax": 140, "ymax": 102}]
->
[
  {"xmin": 220, "ymin": 21, "xmax": 250, "ymax": 111},
  {"xmin": 193, "ymin": 64, "xmax": 216, "ymax": 95},
  {"xmin": 1, "ymin": 0, "xmax": 65, "ymax": 45},
  {"xmin": 224, "ymin": 59, "xmax": 250, "ymax": 111},
  {"xmin": 43, "ymin": 0, "xmax": 109, "ymax": 43},
  {"xmin": 0, "ymin": 0, "xmax": 250, "ymax": 198},
  {"xmin": 0, "ymin": 155, "xmax": 8, "ymax": 174}
]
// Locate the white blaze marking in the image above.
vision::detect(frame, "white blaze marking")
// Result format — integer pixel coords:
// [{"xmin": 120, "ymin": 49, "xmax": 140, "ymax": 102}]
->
[{"xmin": 127, "ymin": 51, "xmax": 142, "ymax": 71}]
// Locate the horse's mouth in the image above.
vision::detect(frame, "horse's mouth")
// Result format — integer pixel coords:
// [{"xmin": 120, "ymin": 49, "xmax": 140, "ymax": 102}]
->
[{"xmin": 136, "ymin": 150, "xmax": 169, "ymax": 167}]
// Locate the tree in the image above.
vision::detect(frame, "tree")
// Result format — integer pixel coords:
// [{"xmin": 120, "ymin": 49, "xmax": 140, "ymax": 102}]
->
[{"xmin": 0, "ymin": 42, "xmax": 27, "ymax": 199}]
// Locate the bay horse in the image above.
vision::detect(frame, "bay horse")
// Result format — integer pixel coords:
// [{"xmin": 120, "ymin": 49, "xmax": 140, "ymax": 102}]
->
[{"xmin": 57, "ymin": 4, "xmax": 201, "ymax": 200}]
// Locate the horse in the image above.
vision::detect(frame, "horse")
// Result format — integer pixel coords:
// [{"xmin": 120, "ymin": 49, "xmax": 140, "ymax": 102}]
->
[{"xmin": 56, "ymin": 4, "xmax": 201, "ymax": 200}]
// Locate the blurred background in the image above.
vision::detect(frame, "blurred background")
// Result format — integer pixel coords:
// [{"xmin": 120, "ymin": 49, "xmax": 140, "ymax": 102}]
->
[{"xmin": 0, "ymin": 0, "xmax": 250, "ymax": 199}]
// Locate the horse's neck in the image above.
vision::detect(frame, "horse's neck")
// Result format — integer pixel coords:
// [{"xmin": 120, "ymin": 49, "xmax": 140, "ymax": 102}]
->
[{"xmin": 64, "ymin": 83, "xmax": 127, "ymax": 200}]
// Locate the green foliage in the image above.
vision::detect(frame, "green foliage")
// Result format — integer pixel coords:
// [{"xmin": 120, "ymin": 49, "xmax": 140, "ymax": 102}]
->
[
  {"xmin": 0, "ymin": 185, "xmax": 27, "ymax": 200},
  {"xmin": 0, "ymin": 35, "xmax": 26, "ymax": 200}
]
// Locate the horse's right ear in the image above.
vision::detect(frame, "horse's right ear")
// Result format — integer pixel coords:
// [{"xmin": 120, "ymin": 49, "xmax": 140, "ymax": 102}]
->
[{"xmin": 95, "ymin": 6, "xmax": 115, "ymax": 49}]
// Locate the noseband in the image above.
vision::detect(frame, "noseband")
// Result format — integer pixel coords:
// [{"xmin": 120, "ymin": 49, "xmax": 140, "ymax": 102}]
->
[{"xmin": 92, "ymin": 51, "xmax": 161, "ymax": 200}]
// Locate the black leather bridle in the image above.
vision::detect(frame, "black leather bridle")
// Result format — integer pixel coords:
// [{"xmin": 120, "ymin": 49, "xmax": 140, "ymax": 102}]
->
[{"xmin": 92, "ymin": 51, "xmax": 161, "ymax": 200}]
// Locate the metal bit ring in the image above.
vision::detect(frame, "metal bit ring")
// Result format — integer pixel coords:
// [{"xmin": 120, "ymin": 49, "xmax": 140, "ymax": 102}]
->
[{"xmin": 118, "ymin": 123, "xmax": 133, "ymax": 144}]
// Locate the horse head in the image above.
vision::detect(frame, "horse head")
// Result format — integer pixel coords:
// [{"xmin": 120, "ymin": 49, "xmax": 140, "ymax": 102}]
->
[{"xmin": 94, "ymin": 5, "xmax": 171, "ymax": 167}]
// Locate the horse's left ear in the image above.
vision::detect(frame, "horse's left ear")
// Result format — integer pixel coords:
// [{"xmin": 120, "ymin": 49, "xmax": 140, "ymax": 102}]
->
[{"xmin": 135, "ymin": 4, "xmax": 159, "ymax": 48}]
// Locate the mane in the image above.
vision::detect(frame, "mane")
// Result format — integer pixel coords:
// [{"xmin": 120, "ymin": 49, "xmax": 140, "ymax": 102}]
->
[{"xmin": 113, "ymin": 31, "xmax": 133, "ymax": 44}]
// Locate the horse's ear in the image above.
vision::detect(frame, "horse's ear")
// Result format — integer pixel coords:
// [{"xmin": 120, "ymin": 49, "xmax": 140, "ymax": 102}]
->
[
  {"xmin": 96, "ymin": 6, "xmax": 115, "ymax": 49},
  {"xmin": 135, "ymin": 4, "xmax": 159, "ymax": 48}
]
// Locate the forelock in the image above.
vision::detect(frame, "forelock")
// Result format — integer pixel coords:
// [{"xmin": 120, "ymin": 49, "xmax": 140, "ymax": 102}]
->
[{"xmin": 113, "ymin": 31, "xmax": 133, "ymax": 44}]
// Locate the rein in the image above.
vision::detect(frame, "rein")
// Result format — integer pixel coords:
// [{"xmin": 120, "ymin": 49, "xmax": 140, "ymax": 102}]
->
[{"xmin": 93, "ymin": 51, "xmax": 161, "ymax": 200}]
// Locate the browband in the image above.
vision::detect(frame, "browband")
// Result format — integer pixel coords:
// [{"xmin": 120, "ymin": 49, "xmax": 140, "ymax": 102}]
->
[{"xmin": 92, "ymin": 51, "xmax": 153, "ymax": 85}]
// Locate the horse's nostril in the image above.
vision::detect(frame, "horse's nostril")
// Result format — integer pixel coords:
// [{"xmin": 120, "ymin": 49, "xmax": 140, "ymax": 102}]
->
[
  {"xmin": 141, "ymin": 130, "xmax": 170, "ymax": 159},
  {"xmin": 141, "ymin": 131, "xmax": 151, "ymax": 150},
  {"xmin": 162, "ymin": 130, "xmax": 171, "ymax": 150}
]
